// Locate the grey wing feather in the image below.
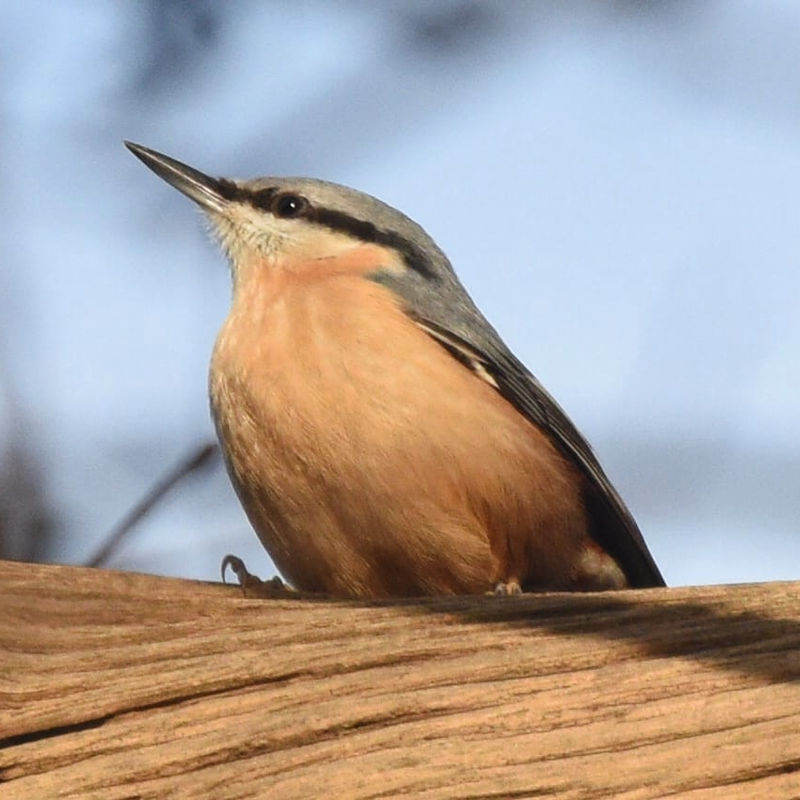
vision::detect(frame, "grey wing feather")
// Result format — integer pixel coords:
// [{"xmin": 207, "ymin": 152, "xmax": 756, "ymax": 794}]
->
[
  {"xmin": 418, "ymin": 317, "xmax": 665, "ymax": 588},
  {"xmin": 374, "ymin": 269, "xmax": 665, "ymax": 588}
]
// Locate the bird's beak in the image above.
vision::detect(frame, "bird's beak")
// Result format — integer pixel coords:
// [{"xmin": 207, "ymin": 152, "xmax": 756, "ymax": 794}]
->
[{"xmin": 124, "ymin": 141, "xmax": 228, "ymax": 214}]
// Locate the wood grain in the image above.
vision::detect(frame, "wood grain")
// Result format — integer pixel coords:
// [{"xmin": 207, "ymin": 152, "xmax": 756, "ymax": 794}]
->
[{"xmin": 1, "ymin": 559, "xmax": 799, "ymax": 798}]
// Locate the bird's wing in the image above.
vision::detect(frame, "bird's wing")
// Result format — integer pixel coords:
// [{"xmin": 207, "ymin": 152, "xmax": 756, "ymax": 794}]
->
[{"xmin": 410, "ymin": 314, "xmax": 666, "ymax": 588}]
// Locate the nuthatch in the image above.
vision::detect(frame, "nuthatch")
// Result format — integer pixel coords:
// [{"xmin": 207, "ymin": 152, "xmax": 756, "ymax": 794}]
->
[{"xmin": 126, "ymin": 141, "xmax": 665, "ymax": 597}]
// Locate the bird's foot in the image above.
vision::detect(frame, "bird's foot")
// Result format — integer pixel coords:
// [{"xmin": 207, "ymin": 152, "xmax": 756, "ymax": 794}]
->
[
  {"xmin": 220, "ymin": 554, "xmax": 294, "ymax": 599},
  {"xmin": 490, "ymin": 579, "xmax": 523, "ymax": 597}
]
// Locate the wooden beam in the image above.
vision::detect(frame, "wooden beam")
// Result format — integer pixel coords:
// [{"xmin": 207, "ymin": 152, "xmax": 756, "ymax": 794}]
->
[{"xmin": 1, "ymin": 559, "xmax": 799, "ymax": 798}]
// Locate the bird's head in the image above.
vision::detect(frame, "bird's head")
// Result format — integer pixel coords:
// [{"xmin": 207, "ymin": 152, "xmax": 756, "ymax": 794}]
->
[{"xmin": 125, "ymin": 142, "xmax": 449, "ymax": 294}]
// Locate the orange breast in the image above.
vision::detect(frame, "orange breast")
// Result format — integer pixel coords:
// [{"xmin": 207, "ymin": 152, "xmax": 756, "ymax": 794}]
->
[{"xmin": 209, "ymin": 249, "xmax": 614, "ymax": 597}]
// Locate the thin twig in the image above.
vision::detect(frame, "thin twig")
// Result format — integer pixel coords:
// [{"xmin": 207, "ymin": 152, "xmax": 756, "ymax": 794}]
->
[{"xmin": 86, "ymin": 442, "xmax": 219, "ymax": 568}]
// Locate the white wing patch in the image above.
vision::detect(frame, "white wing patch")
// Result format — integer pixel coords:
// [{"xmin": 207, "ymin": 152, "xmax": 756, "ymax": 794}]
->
[{"xmin": 415, "ymin": 321, "xmax": 499, "ymax": 389}]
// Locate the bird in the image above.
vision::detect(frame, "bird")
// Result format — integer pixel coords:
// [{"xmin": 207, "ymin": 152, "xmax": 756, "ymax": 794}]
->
[{"xmin": 125, "ymin": 141, "xmax": 665, "ymax": 598}]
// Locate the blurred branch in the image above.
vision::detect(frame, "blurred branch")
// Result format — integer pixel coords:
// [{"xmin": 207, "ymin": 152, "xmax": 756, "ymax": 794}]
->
[
  {"xmin": 0, "ymin": 389, "xmax": 54, "ymax": 563},
  {"xmin": 86, "ymin": 441, "xmax": 219, "ymax": 568}
]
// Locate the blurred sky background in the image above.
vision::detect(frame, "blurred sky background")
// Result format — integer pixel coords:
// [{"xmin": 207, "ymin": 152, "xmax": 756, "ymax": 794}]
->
[{"xmin": 2, "ymin": 0, "xmax": 799, "ymax": 587}]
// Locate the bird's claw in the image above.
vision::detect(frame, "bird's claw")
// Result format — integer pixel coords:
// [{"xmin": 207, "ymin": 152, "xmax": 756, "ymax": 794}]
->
[
  {"xmin": 491, "ymin": 580, "xmax": 523, "ymax": 597},
  {"xmin": 220, "ymin": 553, "xmax": 293, "ymax": 598}
]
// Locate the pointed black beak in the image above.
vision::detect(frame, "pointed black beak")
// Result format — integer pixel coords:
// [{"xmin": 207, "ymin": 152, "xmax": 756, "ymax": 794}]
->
[{"xmin": 124, "ymin": 141, "xmax": 228, "ymax": 213}]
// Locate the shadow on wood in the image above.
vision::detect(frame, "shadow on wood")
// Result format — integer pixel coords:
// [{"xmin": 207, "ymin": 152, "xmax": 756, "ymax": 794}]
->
[{"xmin": 1, "ymin": 559, "xmax": 799, "ymax": 798}]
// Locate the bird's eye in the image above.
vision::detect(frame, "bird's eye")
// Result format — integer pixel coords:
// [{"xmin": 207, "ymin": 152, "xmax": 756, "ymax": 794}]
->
[{"xmin": 272, "ymin": 193, "xmax": 308, "ymax": 219}]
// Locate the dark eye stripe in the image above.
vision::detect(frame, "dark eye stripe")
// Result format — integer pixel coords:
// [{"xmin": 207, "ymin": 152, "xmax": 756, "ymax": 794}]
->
[
  {"xmin": 214, "ymin": 178, "xmax": 251, "ymax": 203},
  {"xmin": 231, "ymin": 185, "xmax": 436, "ymax": 280},
  {"xmin": 309, "ymin": 207, "xmax": 436, "ymax": 281},
  {"xmin": 251, "ymin": 187, "xmax": 279, "ymax": 209}
]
